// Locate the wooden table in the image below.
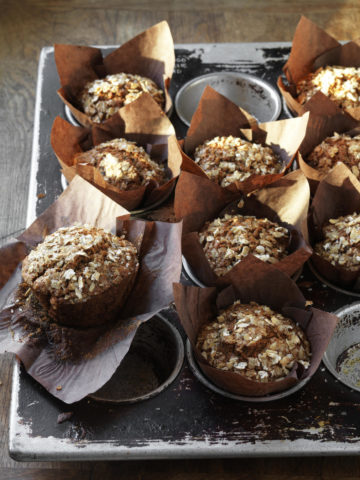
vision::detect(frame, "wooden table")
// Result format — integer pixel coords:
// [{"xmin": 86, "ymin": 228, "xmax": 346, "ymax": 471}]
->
[{"xmin": 1, "ymin": 1, "xmax": 360, "ymax": 478}]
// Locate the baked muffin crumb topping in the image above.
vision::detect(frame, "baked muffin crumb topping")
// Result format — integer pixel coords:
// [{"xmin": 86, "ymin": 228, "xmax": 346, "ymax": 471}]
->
[
  {"xmin": 296, "ymin": 66, "xmax": 360, "ymax": 111},
  {"xmin": 194, "ymin": 135, "xmax": 283, "ymax": 187},
  {"xmin": 315, "ymin": 212, "xmax": 360, "ymax": 270},
  {"xmin": 196, "ymin": 300, "xmax": 311, "ymax": 382},
  {"xmin": 75, "ymin": 138, "xmax": 167, "ymax": 190},
  {"xmin": 307, "ymin": 132, "xmax": 360, "ymax": 178},
  {"xmin": 80, "ymin": 73, "xmax": 164, "ymax": 123},
  {"xmin": 198, "ymin": 214, "xmax": 289, "ymax": 276},
  {"xmin": 22, "ymin": 224, "xmax": 139, "ymax": 303}
]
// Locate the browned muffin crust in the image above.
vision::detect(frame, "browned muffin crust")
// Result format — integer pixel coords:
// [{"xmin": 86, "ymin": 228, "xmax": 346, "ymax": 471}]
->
[
  {"xmin": 198, "ymin": 214, "xmax": 289, "ymax": 276},
  {"xmin": 314, "ymin": 212, "xmax": 360, "ymax": 271},
  {"xmin": 22, "ymin": 224, "xmax": 139, "ymax": 327},
  {"xmin": 196, "ymin": 301, "xmax": 311, "ymax": 382},
  {"xmin": 80, "ymin": 72, "xmax": 164, "ymax": 123},
  {"xmin": 194, "ymin": 135, "xmax": 283, "ymax": 187},
  {"xmin": 75, "ymin": 138, "xmax": 167, "ymax": 191},
  {"xmin": 307, "ymin": 132, "xmax": 360, "ymax": 177}
]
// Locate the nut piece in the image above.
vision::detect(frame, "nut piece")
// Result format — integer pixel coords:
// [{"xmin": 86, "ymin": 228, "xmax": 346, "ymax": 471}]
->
[
  {"xmin": 194, "ymin": 135, "xmax": 283, "ymax": 187},
  {"xmin": 198, "ymin": 214, "xmax": 289, "ymax": 276},
  {"xmin": 307, "ymin": 132, "xmax": 360, "ymax": 177},
  {"xmin": 296, "ymin": 66, "xmax": 360, "ymax": 112},
  {"xmin": 75, "ymin": 138, "xmax": 167, "ymax": 190},
  {"xmin": 81, "ymin": 72, "xmax": 165, "ymax": 123},
  {"xmin": 196, "ymin": 300, "xmax": 311, "ymax": 382},
  {"xmin": 315, "ymin": 212, "xmax": 360, "ymax": 270}
]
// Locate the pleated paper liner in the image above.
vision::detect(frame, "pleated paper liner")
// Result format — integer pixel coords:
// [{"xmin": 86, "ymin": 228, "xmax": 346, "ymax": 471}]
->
[
  {"xmin": 278, "ymin": 15, "xmax": 360, "ymax": 120},
  {"xmin": 174, "ymin": 169, "xmax": 312, "ymax": 288},
  {"xmin": 173, "ymin": 258, "xmax": 338, "ymax": 397},
  {"xmin": 308, "ymin": 163, "xmax": 360, "ymax": 294},
  {"xmin": 296, "ymin": 95, "xmax": 360, "ymax": 194},
  {"xmin": 177, "ymin": 85, "xmax": 310, "ymax": 195},
  {"xmin": 51, "ymin": 93, "xmax": 182, "ymax": 212},
  {"xmin": 0, "ymin": 176, "xmax": 183, "ymax": 404},
  {"xmin": 55, "ymin": 20, "xmax": 175, "ymax": 127}
]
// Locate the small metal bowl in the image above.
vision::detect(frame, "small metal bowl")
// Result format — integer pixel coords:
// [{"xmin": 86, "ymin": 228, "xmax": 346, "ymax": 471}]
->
[
  {"xmin": 323, "ymin": 302, "xmax": 360, "ymax": 392},
  {"xmin": 90, "ymin": 315, "xmax": 184, "ymax": 404},
  {"xmin": 308, "ymin": 260, "xmax": 360, "ymax": 298},
  {"xmin": 175, "ymin": 72, "xmax": 282, "ymax": 127},
  {"xmin": 186, "ymin": 340, "xmax": 311, "ymax": 402}
]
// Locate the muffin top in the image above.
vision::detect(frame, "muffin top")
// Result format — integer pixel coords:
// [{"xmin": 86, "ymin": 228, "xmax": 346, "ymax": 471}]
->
[
  {"xmin": 196, "ymin": 300, "xmax": 311, "ymax": 382},
  {"xmin": 22, "ymin": 224, "xmax": 139, "ymax": 303},
  {"xmin": 296, "ymin": 66, "xmax": 360, "ymax": 111},
  {"xmin": 314, "ymin": 212, "xmax": 360, "ymax": 270},
  {"xmin": 198, "ymin": 214, "xmax": 289, "ymax": 276},
  {"xmin": 80, "ymin": 72, "xmax": 164, "ymax": 123},
  {"xmin": 307, "ymin": 132, "xmax": 360, "ymax": 178},
  {"xmin": 75, "ymin": 138, "xmax": 167, "ymax": 190},
  {"xmin": 193, "ymin": 135, "xmax": 283, "ymax": 187}
]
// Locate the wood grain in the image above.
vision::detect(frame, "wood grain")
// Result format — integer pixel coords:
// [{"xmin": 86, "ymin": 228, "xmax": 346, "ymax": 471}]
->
[{"xmin": 1, "ymin": 0, "xmax": 360, "ymax": 477}]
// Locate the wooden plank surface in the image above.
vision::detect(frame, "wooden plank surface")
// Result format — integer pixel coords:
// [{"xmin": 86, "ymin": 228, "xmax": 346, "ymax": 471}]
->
[{"xmin": 1, "ymin": 1, "xmax": 360, "ymax": 478}]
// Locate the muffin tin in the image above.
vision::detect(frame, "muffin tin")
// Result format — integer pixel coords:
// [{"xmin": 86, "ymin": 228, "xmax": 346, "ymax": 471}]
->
[{"xmin": 10, "ymin": 42, "xmax": 360, "ymax": 461}]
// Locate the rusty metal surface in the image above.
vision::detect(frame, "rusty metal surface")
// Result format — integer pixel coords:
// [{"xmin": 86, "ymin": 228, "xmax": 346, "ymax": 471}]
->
[{"xmin": 9, "ymin": 43, "xmax": 360, "ymax": 461}]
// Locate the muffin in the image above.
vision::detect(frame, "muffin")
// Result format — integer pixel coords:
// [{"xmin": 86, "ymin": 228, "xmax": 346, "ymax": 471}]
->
[
  {"xmin": 80, "ymin": 73, "xmax": 165, "ymax": 123},
  {"xmin": 307, "ymin": 132, "xmax": 360, "ymax": 178},
  {"xmin": 22, "ymin": 224, "xmax": 139, "ymax": 327},
  {"xmin": 296, "ymin": 66, "xmax": 360, "ymax": 113},
  {"xmin": 198, "ymin": 214, "xmax": 289, "ymax": 276},
  {"xmin": 193, "ymin": 135, "xmax": 283, "ymax": 187},
  {"xmin": 74, "ymin": 138, "xmax": 167, "ymax": 191},
  {"xmin": 314, "ymin": 212, "xmax": 360, "ymax": 271},
  {"xmin": 196, "ymin": 300, "xmax": 311, "ymax": 382}
]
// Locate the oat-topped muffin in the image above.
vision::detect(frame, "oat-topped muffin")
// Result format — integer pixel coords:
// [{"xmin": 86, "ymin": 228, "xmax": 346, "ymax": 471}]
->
[
  {"xmin": 198, "ymin": 214, "xmax": 289, "ymax": 276},
  {"xmin": 196, "ymin": 300, "xmax": 311, "ymax": 382},
  {"xmin": 22, "ymin": 224, "xmax": 139, "ymax": 327},
  {"xmin": 80, "ymin": 73, "xmax": 164, "ymax": 123},
  {"xmin": 307, "ymin": 132, "xmax": 360, "ymax": 178},
  {"xmin": 74, "ymin": 138, "xmax": 167, "ymax": 190},
  {"xmin": 193, "ymin": 136, "xmax": 283, "ymax": 187},
  {"xmin": 314, "ymin": 212, "xmax": 360, "ymax": 270},
  {"xmin": 296, "ymin": 66, "xmax": 360, "ymax": 112}
]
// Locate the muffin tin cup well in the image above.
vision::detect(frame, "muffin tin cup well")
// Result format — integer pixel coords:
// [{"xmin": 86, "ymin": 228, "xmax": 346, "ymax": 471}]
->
[
  {"xmin": 308, "ymin": 260, "xmax": 360, "ymax": 298},
  {"xmin": 182, "ymin": 255, "xmax": 303, "ymax": 287},
  {"xmin": 174, "ymin": 72, "xmax": 282, "ymax": 127},
  {"xmin": 60, "ymin": 172, "xmax": 176, "ymax": 216},
  {"xmin": 64, "ymin": 102, "xmax": 174, "ymax": 127},
  {"xmin": 186, "ymin": 340, "xmax": 311, "ymax": 402},
  {"xmin": 90, "ymin": 315, "xmax": 184, "ymax": 404},
  {"xmin": 323, "ymin": 302, "xmax": 360, "ymax": 392}
]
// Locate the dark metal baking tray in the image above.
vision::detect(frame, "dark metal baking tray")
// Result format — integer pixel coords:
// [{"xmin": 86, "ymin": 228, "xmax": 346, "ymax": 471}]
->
[{"xmin": 10, "ymin": 43, "xmax": 360, "ymax": 461}]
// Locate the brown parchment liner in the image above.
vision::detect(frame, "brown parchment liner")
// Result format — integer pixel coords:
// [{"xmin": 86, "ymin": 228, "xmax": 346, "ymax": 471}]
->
[
  {"xmin": 174, "ymin": 169, "xmax": 312, "ymax": 287},
  {"xmin": 278, "ymin": 15, "xmax": 360, "ymax": 120},
  {"xmin": 51, "ymin": 93, "xmax": 181, "ymax": 211},
  {"xmin": 178, "ymin": 86, "xmax": 310, "ymax": 195},
  {"xmin": 297, "ymin": 95, "xmax": 360, "ymax": 194},
  {"xmin": 0, "ymin": 175, "xmax": 183, "ymax": 404},
  {"xmin": 309, "ymin": 162, "xmax": 360, "ymax": 290},
  {"xmin": 173, "ymin": 257, "xmax": 338, "ymax": 397},
  {"xmin": 55, "ymin": 20, "xmax": 175, "ymax": 127}
]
